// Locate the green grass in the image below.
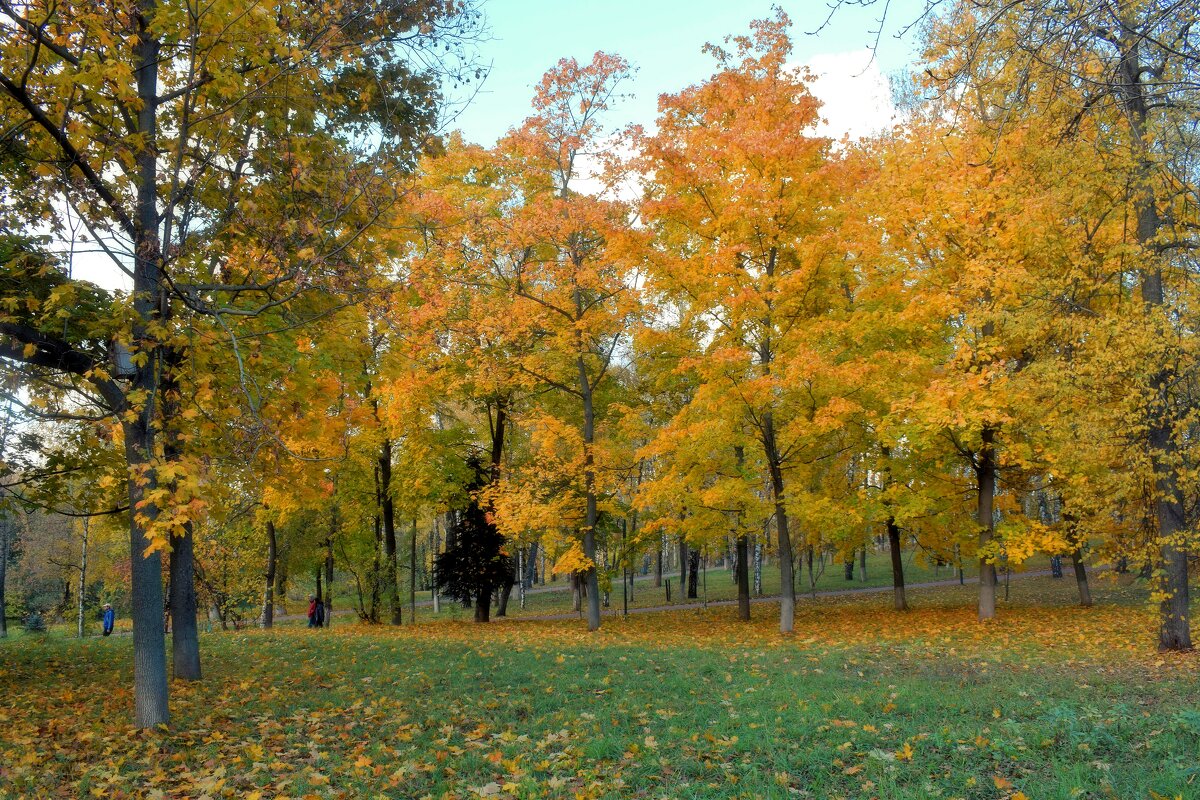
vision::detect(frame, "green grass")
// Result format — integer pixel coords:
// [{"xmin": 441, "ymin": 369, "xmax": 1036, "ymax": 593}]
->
[{"xmin": 2, "ymin": 576, "xmax": 1196, "ymax": 799}]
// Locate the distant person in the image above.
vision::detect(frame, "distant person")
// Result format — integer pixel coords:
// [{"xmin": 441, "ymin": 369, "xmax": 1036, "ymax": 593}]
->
[
  {"xmin": 102, "ymin": 603, "xmax": 115, "ymax": 636},
  {"xmin": 307, "ymin": 596, "xmax": 318, "ymax": 628},
  {"xmin": 315, "ymin": 597, "xmax": 326, "ymax": 628}
]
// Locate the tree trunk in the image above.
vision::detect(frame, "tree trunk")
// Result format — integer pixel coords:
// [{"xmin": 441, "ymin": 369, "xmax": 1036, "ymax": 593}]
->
[
  {"xmin": 859, "ymin": 546, "xmax": 867, "ymax": 582},
  {"xmin": 687, "ymin": 548, "xmax": 699, "ymax": 599},
  {"xmin": 525, "ymin": 541, "xmax": 538, "ymax": 588},
  {"xmin": 1071, "ymin": 549, "xmax": 1093, "ymax": 608},
  {"xmin": 77, "ymin": 519, "xmax": 89, "ymax": 638},
  {"xmin": 0, "ymin": 513, "xmax": 8, "ymax": 638},
  {"xmin": 577, "ymin": 356, "xmax": 602, "ymax": 632},
  {"xmin": 844, "ymin": 556, "xmax": 854, "ymax": 581},
  {"xmin": 474, "ymin": 588, "xmax": 491, "ymax": 623},
  {"xmin": 324, "ymin": 538, "xmax": 335, "ymax": 628},
  {"xmin": 410, "ymin": 518, "xmax": 417, "ymax": 624},
  {"xmin": 736, "ymin": 534, "xmax": 750, "ymax": 622},
  {"xmin": 654, "ymin": 537, "xmax": 663, "ymax": 587},
  {"xmin": 380, "ymin": 438, "xmax": 401, "ymax": 625},
  {"xmin": 977, "ymin": 425, "xmax": 998, "ymax": 621},
  {"xmin": 124, "ymin": 419, "xmax": 170, "ymax": 727},
  {"xmin": 1110, "ymin": 34, "xmax": 1191, "ymax": 650},
  {"xmin": 678, "ymin": 539, "xmax": 688, "ymax": 594},
  {"xmin": 168, "ymin": 522, "xmax": 201, "ymax": 681},
  {"xmin": 262, "ymin": 520, "xmax": 277, "ymax": 629},
  {"xmin": 571, "ymin": 572, "xmax": 581, "ymax": 612},
  {"xmin": 887, "ymin": 517, "xmax": 907, "ymax": 611},
  {"xmin": 274, "ymin": 560, "xmax": 288, "ymax": 616},
  {"xmin": 762, "ymin": 411, "xmax": 796, "ymax": 633},
  {"xmin": 315, "ymin": 566, "xmax": 322, "ymax": 605}
]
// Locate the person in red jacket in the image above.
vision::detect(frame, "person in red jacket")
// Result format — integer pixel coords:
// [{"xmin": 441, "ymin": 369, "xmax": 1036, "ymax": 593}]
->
[{"xmin": 307, "ymin": 596, "xmax": 318, "ymax": 628}]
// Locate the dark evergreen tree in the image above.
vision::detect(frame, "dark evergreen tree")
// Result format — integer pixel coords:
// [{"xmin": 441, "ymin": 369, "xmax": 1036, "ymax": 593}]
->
[{"xmin": 434, "ymin": 458, "xmax": 513, "ymax": 623}]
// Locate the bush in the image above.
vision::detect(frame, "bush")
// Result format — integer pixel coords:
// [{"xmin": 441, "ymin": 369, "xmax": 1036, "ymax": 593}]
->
[{"xmin": 23, "ymin": 611, "xmax": 46, "ymax": 634}]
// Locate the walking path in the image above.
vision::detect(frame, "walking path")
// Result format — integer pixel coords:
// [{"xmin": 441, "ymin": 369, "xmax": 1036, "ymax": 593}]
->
[{"xmin": 491, "ymin": 569, "xmax": 1058, "ymax": 622}]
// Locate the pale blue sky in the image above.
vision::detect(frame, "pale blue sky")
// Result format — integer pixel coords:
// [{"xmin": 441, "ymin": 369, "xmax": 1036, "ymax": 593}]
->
[{"xmin": 447, "ymin": 0, "xmax": 927, "ymax": 144}]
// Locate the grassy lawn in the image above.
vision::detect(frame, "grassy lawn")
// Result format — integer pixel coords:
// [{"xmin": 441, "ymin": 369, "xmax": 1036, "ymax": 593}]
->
[{"xmin": 2, "ymin": 576, "xmax": 1197, "ymax": 799}]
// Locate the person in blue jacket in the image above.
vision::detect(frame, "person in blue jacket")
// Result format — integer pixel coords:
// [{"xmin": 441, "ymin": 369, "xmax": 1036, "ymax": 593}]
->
[{"xmin": 102, "ymin": 603, "xmax": 115, "ymax": 636}]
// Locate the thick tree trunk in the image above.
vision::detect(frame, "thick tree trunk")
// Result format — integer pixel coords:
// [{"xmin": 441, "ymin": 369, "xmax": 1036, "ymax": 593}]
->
[
  {"xmin": 1071, "ymin": 549, "xmax": 1093, "ymax": 607},
  {"xmin": 124, "ymin": 421, "xmax": 170, "ymax": 727},
  {"xmin": 678, "ymin": 539, "xmax": 688, "ymax": 594},
  {"xmin": 977, "ymin": 425, "xmax": 998, "ymax": 621},
  {"xmin": 125, "ymin": 1, "xmax": 171, "ymax": 726},
  {"xmin": 887, "ymin": 517, "xmax": 907, "ymax": 611},
  {"xmin": 474, "ymin": 589, "xmax": 490, "ymax": 623},
  {"xmin": 571, "ymin": 572, "xmax": 581, "ymax": 612},
  {"xmin": 168, "ymin": 522, "xmax": 201, "ymax": 681},
  {"xmin": 736, "ymin": 534, "xmax": 750, "ymax": 622},
  {"xmin": 262, "ymin": 520, "xmax": 277, "ymax": 629}
]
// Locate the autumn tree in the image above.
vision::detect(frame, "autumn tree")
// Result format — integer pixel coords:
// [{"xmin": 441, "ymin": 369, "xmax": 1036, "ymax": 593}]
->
[
  {"xmin": 0, "ymin": 0, "xmax": 480, "ymax": 725},
  {"xmin": 636, "ymin": 12, "xmax": 857, "ymax": 634}
]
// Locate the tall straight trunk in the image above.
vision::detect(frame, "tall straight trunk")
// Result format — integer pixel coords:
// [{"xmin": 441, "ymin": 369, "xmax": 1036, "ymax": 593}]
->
[
  {"xmin": 0, "ymin": 514, "xmax": 8, "ymax": 638},
  {"xmin": 1071, "ymin": 549, "xmax": 1093, "ymax": 608},
  {"xmin": 369, "ymin": 513, "xmax": 381, "ymax": 623},
  {"xmin": 977, "ymin": 425, "xmax": 998, "ymax": 621},
  {"xmin": 571, "ymin": 572, "xmax": 581, "ymax": 612},
  {"xmin": 753, "ymin": 541, "xmax": 762, "ymax": 596},
  {"xmin": 380, "ymin": 438, "xmax": 401, "ymax": 626},
  {"xmin": 735, "ymin": 534, "xmax": 750, "ymax": 621},
  {"xmin": 687, "ymin": 548, "xmax": 700, "ymax": 599},
  {"xmin": 1113, "ymin": 33, "xmax": 1190, "ymax": 650},
  {"xmin": 125, "ymin": 4, "xmax": 171, "ymax": 724},
  {"xmin": 261, "ymin": 520, "xmax": 277, "ymax": 629},
  {"xmin": 77, "ymin": 519, "xmax": 89, "ymax": 638},
  {"xmin": 577, "ymin": 357, "xmax": 602, "ymax": 632},
  {"xmin": 410, "ymin": 518, "xmax": 417, "ymax": 624},
  {"xmin": 859, "ymin": 546, "xmax": 867, "ymax": 583},
  {"xmin": 887, "ymin": 517, "xmax": 907, "ymax": 611}
]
